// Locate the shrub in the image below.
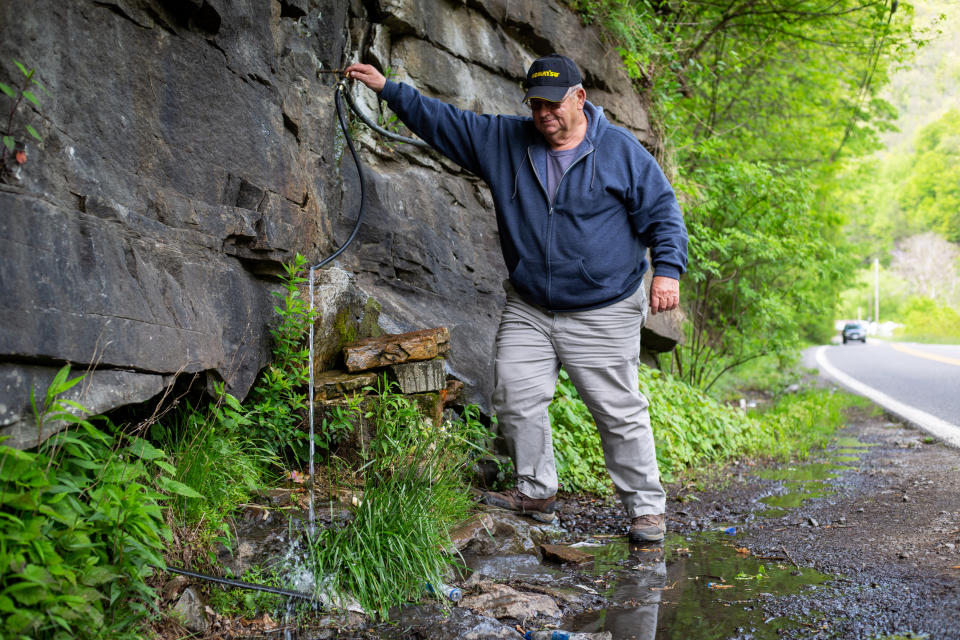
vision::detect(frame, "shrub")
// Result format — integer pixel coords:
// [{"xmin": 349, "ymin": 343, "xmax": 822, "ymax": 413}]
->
[
  {"xmin": 550, "ymin": 365, "xmax": 864, "ymax": 492},
  {"xmin": 0, "ymin": 367, "xmax": 180, "ymax": 639},
  {"xmin": 895, "ymin": 296, "xmax": 960, "ymax": 343}
]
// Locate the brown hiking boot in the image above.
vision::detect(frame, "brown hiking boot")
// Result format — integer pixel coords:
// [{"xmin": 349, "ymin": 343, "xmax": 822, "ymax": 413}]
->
[
  {"xmin": 629, "ymin": 513, "xmax": 666, "ymax": 543},
  {"xmin": 482, "ymin": 487, "xmax": 557, "ymax": 523}
]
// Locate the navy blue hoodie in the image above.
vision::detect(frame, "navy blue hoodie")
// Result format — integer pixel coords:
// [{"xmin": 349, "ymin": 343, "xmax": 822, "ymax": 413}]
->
[{"xmin": 379, "ymin": 80, "xmax": 688, "ymax": 312}]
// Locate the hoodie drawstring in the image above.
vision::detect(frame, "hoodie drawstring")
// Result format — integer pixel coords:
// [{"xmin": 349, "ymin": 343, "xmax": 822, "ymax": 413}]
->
[{"xmin": 512, "ymin": 152, "xmax": 529, "ymax": 201}]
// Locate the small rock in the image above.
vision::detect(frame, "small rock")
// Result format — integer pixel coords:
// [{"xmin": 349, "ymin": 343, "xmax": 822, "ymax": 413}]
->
[
  {"xmin": 516, "ymin": 582, "xmax": 585, "ymax": 605},
  {"xmin": 902, "ymin": 495, "xmax": 910, "ymax": 502},
  {"xmin": 946, "ymin": 543, "xmax": 955, "ymax": 550},
  {"xmin": 448, "ymin": 513, "xmax": 496, "ymax": 553},
  {"xmin": 856, "ymin": 508, "xmax": 865, "ymax": 513},
  {"xmin": 808, "ymin": 517, "xmax": 819, "ymax": 527},
  {"xmin": 389, "ymin": 359, "xmax": 446, "ymax": 394},
  {"xmin": 172, "ymin": 587, "xmax": 210, "ymax": 633},
  {"xmin": 541, "ymin": 543, "xmax": 595, "ymax": 565},
  {"xmin": 162, "ymin": 575, "xmax": 189, "ymax": 602},
  {"xmin": 462, "ymin": 620, "xmax": 524, "ymax": 639},
  {"xmin": 313, "ymin": 369, "xmax": 379, "ymax": 400},
  {"xmin": 258, "ymin": 488, "xmax": 293, "ymax": 507}
]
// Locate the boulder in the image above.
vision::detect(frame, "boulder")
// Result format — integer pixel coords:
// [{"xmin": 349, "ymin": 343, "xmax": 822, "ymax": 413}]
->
[
  {"xmin": 0, "ymin": 0, "xmax": 677, "ymax": 437},
  {"xmin": 459, "ymin": 580, "xmax": 561, "ymax": 619}
]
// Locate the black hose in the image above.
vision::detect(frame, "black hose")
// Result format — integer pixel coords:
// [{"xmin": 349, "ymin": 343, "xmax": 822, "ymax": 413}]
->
[
  {"xmin": 165, "ymin": 565, "xmax": 319, "ymax": 602},
  {"xmin": 311, "ymin": 83, "xmax": 370, "ymax": 270},
  {"xmin": 340, "ymin": 82, "xmax": 430, "ymax": 149},
  {"xmin": 312, "ymin": 81, "xmax": 429, "ymax": 271}
]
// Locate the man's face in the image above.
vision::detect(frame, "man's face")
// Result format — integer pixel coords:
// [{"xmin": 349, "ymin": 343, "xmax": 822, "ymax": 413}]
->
[{"xmin": 529, "ymin": 88, "xmax": 586, "ymax": 141}]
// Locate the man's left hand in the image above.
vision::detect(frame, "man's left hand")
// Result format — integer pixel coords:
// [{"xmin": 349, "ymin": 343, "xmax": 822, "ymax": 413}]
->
[{"xmin": 649, "ymin": 276, "xmax": 680, "ymax": 315}]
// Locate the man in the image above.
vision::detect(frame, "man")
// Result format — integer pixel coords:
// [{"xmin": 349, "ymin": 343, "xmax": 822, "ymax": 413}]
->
[{"xmin": 344, "ymin": 54, "xmax": 687, "ymax": 543}]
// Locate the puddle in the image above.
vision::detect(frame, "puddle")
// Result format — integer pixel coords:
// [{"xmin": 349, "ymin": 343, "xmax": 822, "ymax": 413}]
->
[
  {"xmin": 751, "ymin": 435, "xmax": 874, "ymax": 520},
  {"xmin": 563, "ymin": 533, "xmax": 832, "ymax": 639}
]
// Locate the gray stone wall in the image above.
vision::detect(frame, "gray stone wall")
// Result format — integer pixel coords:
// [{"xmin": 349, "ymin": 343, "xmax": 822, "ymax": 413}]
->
[{"xmin": 0, "ymin": 0, "xmax": 681, "ymax": 447}]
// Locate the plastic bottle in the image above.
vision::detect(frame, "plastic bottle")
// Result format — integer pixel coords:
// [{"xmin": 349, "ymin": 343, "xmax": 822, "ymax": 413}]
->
[{"xmin": 425, "ymin": 582, "xmax": 463, "ymax": 602}]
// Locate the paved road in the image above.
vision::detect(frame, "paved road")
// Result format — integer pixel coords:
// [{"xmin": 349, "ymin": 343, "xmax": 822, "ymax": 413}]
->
[{"xmin": 814, "ymin": 341, "xmax": 960, "ymax": 446}]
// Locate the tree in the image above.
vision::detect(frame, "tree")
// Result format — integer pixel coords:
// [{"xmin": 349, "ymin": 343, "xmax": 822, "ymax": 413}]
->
[
  {"xmin": 897, "ymin": 109, "xmax": 960, "ymax": 241},
  {"xmin": 890, "ymin": 232, "xmax": 960, "ymax": 303}
]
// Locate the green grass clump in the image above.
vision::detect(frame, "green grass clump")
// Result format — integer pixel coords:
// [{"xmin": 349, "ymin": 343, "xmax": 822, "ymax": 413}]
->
[
  {"xmin": 551, "ymin": 365, "xmax": 866, "ymax": 492},
  {"xmin": 304, "ymin": 388, "xmax": 486, "ymax": 619},
  {"xmin": 152, "ymin": 395, "xmax": 277, "ymax": 553}
]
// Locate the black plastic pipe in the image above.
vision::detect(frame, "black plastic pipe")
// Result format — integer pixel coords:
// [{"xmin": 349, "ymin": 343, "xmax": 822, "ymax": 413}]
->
[
  {"xmin": 340, "ymin": 81, "xmax": 431, "ymax": 149},
  {"xmin": 165, "ymin": 565, "xmax": 318, "ymax": 602}
]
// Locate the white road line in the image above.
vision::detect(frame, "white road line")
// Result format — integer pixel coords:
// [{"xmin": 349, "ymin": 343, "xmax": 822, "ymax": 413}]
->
[{"xmin": 815, "ymin": 345, "xmax": 960, "ymax": 449}]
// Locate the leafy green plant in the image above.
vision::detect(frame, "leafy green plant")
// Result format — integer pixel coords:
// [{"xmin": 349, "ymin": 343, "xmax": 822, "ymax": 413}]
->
[
  {"xmin": 247, "ymin": 254, "xmax": 316, "ymax": 463},
  {"xmin": 549, "ymin": 369, "xmax": 611, "ymax": 495},
  {"xmin": 1, "ymin": 59, "xmax": 48, "ymax": 176},
  {"xmin": 566, "ymin": 0, "xmax": 919, "ymax": 389},
  {"xmin": 207, "ymin": 565, "xmax": 305, "ymax": 620},
  {"xmin": 362, "ymin": 377, "xmax": 427, "ymax": 461},
  {"xmin": 0, "ymin": 367, "xmax": 182, "ymax": 639}
]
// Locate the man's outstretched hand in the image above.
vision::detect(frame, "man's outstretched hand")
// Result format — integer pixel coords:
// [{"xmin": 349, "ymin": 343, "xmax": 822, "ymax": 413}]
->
[
  {"xmin": 649, "ymin": 275, "xmax": 680, "ymax": 315},
  {"xmin": 343, "ymin": 63, "xmax": 387, "ymax": 93}
]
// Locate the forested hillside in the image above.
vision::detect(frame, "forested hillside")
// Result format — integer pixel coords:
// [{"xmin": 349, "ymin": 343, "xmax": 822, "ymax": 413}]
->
[{"xmin": 830, "ymin": 0, "xmax": 960, "ymax": 340}]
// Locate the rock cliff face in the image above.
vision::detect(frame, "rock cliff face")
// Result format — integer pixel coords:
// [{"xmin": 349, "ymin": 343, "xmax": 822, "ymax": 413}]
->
[{"xmin": 0, "ymin": 0, "xmax": 682, "ymax": 447}]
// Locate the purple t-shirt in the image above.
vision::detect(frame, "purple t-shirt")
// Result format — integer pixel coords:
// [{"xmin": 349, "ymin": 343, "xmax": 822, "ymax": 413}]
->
[{"xmin": 546, "ymin": 141, "xmax": 586, "ymax": 205}]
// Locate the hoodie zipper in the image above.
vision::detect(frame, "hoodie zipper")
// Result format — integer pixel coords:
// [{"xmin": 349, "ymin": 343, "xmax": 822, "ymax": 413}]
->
[{"xmin": 527, "ymin": 144, "xmax": 595, "ymax": 308}]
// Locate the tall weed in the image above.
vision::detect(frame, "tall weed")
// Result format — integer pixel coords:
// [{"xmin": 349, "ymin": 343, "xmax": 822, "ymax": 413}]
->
[
  {"xmin": 247, "ymin": 254, "xmax": 316, "ymax": 463},
  {"xmin": 152, "ymin": 393, "xmax": 276, "ymax": 552}
]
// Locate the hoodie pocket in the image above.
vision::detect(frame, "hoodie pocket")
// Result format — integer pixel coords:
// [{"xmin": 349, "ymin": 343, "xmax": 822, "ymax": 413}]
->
[
  {"xmin": 548, "ymin": 259, "xmax": 618, "ymax": 309},
  {"xmin": 578, "ymin": 260, "xmax": 604, "ymax": 288}
]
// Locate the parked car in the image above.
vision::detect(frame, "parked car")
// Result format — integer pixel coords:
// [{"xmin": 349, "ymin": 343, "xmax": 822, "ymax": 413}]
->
[{"xmin": 842, "ymin": 322, "xmax": 867, "ymax": 344}]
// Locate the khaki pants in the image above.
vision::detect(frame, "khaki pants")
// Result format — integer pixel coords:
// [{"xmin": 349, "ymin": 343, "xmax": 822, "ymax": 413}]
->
[{"xmin": 493, "ymin": 284, "xmax": 665, "ymax": 518}]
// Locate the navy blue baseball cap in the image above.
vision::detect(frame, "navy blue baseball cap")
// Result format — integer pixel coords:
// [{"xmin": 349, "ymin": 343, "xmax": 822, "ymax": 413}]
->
[{"xmin": 523, "ymin": 54, "xmax": 582, "ymax": 103}]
